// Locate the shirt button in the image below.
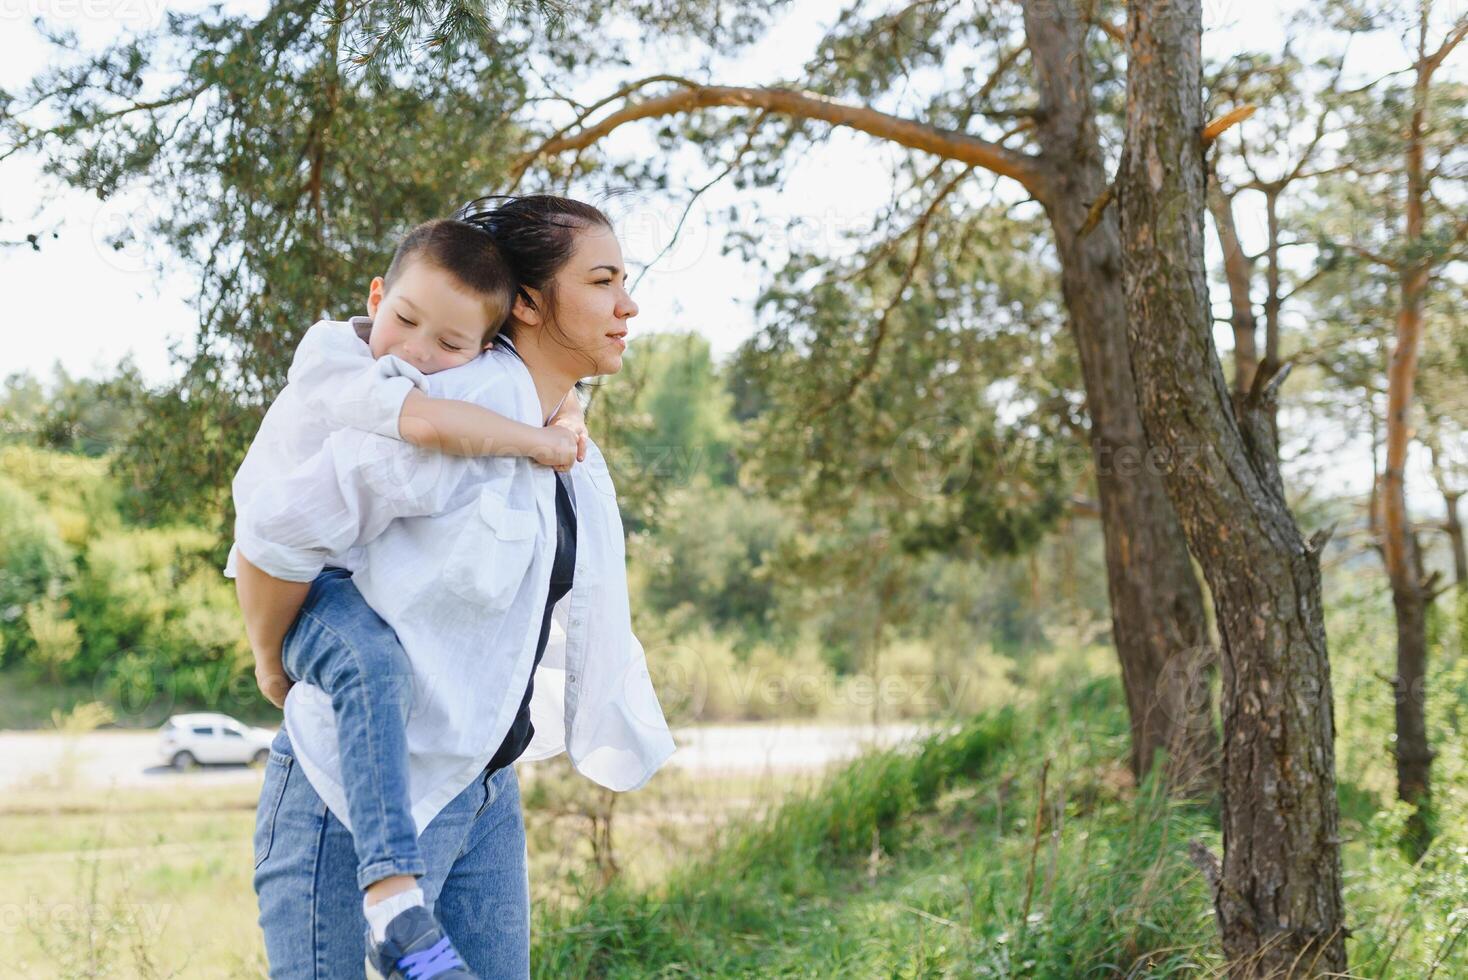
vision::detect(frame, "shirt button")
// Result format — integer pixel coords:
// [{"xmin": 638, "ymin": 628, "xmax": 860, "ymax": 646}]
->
[{"xmin": 568, "ymin": 673, "xmax": 579, "ymax": 684}]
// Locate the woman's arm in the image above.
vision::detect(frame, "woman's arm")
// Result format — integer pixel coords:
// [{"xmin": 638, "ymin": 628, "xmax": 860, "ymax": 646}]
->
[
  {"xmin": 234, "ymin": 551, "xmax": 310, "ymax": 708},
  {"xmin": 398, "ymin": 390, "xmax": 578, "ymax": 467}
]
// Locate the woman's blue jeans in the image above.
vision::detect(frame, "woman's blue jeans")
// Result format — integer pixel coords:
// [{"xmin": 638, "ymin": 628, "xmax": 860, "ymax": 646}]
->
[
  {"xmin": 253, "ymin": 730, "xmax": 531, "ymax": 978},
  {"xmin": 254, "ymin": 567, "xmax": 531, "ymax": 976}
]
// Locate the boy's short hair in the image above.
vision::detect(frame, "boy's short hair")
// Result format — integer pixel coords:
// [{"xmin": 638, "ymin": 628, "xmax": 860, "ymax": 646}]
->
[{"xmin": 384, "ymin": 219, "xmax": 516, "ymax": 342}]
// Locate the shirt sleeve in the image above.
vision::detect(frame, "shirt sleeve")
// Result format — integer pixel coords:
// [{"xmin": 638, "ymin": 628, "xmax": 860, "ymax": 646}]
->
[
  {"xmin": 234, "ymin": 427, "xmax": 470, "ymax": 581},
  {"xmin": 288, "ymin": 320, "xmax": 428, "ymax": 439}
]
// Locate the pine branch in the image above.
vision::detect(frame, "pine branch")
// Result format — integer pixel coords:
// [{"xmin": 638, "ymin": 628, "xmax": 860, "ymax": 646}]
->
[{"xmin": 512, "ymin": 80, "xmax": 1048, "ymax": 197}]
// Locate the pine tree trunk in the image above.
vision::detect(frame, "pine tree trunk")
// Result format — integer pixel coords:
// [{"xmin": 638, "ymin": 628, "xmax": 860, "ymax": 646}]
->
[
  {"xmin": 1379, "ymin": 5, "xmax": 1441, "ymax": 857},
  {"xmin": 1024, "ymin": 0, "xmax": 1219, "ymax": 791},
  {"xmin": 1118, "ymin": 0, "xmax": 1348, "ymax": 972},
  {"xmin": 1390, "ymin": 560, "xmax": 1433, "ymax": 855}
]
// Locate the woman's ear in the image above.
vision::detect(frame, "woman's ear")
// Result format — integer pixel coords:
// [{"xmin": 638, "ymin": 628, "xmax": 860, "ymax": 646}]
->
[
  {"xmin": 511, "ymin": 287, "xmax": 543, "ymax": 327},
  {"xmin": 367, "ymin": 276, "xmax": 386, "ymax": 317}
]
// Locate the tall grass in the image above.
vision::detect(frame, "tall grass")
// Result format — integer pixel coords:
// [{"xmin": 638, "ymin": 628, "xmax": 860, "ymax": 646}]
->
[
  {"xmin": 531, "ymin": 666, "xmax": 1223, "ymax": 977},
  {"xmin": 531, "ymin": 636, "xmax": 1468, "ymax": 979}
]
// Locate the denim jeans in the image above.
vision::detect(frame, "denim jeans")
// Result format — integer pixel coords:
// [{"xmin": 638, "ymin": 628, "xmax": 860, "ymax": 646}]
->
[
  {"xmin": 253, "ymin": 728, "xmax": 531, "ymax": 978},
  {"xmin": 278, "ymin": 567, "xmax": 425, "ymax": 891}
]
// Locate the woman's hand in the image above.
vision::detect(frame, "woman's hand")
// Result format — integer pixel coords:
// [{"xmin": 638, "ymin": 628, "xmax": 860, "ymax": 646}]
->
[
  {"xmin": 235, "ymin": 553, "xmax": 310, "ymax": 709},
  {"xmin": 255, "ymin": 665, "xmax": 294, "ymax": 710}
]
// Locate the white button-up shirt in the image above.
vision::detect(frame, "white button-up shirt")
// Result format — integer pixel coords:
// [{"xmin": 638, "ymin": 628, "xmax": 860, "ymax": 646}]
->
[{"xmin": 225, "ymin": 319, "xmax": 676, "ymax": 835}]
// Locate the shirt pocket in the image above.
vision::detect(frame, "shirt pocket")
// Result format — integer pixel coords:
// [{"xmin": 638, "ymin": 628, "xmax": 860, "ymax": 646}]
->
[{"xmin": 443, "ymin": 488, "xmax": 540, "ymax": 613}]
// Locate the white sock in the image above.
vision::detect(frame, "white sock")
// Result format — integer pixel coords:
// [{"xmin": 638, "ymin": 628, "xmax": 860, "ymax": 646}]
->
[{"xmin": 364, "ymin": 886, "xmax": 425, "ymax": 944}]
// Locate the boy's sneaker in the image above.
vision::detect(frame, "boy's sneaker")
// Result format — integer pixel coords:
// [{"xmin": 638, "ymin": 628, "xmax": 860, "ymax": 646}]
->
[{"xmin": 364, "ymin": 905, "xmax": 481, "ymax": 980}]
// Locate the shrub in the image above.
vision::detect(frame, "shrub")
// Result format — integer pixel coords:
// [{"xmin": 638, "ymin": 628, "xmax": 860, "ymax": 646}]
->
[
  {"xmin": 65, "ymin": 526, "xmax": 251, "ymax": 717},
  {"xmin": 0, "ymin": 445, "xmax": 121, "ymax": 547},
  {"xmin": 23, "ymin": 597, "xmax": 81, "ymax": 682},
  {"xmin": 0, "ymin": 476, "xmax": 71, "ymax": 663}
]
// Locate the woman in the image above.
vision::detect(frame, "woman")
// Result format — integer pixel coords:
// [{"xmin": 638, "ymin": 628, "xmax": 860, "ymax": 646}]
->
[{"xmin": 250, "ymin": 196, "xmax": 674, "ymax": 978}]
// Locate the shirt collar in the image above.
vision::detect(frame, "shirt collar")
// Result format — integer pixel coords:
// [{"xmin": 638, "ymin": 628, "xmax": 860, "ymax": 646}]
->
[{"xmin": 349, "ymin": 315, "xmax": 373, "ymax": 346}]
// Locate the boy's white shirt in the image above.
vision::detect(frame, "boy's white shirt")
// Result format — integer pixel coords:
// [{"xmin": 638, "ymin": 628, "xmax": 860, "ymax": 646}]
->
[
  {"xmin": 226, "ymin": 317, "xmax": 427, "ymax": 582},
  {"xmin": 225, "ymin": 318, "xmax": 676, "ymax": 835}
]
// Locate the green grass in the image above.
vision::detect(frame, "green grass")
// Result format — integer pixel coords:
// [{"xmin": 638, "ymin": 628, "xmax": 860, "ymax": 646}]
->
[
  {"xmin": 530, "ymin": 661, "xmax": 1468, "ymax": 979},
  {"xmin": 4, "ymin": 639, "xmax": 1465, "ymax": 977},
  {"xmin": 530, "ymin": 671, "xmax": 1224, "ymax": 977},
  {"xmin": 2, "ymin": 785, "xmax": 267, "ymax": 978},
  {"xmin": 0, "ymin": 762, "xmax": 806, "ymax": 977}
]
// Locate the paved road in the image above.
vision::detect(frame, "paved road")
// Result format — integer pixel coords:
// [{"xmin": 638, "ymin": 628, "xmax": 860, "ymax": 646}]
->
[{"xmin": 0, "ymin": 721, "xmax": 944, "ymax": 792}]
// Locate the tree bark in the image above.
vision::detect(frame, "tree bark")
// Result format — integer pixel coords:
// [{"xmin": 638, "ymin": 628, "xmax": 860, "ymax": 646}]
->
[
  {"xmin": 1024, "ymin": 0, "xmax": 1219, "ymax": 792},
  {"xmin": 1118, "ymin": 0, "xmax": 1348, "ymax": 973}
]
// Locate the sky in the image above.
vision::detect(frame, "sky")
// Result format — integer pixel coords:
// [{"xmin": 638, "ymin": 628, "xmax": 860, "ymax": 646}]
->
[{"xmin": 0, "ymin": 0, "xmax": 1459, "ymax": 514}]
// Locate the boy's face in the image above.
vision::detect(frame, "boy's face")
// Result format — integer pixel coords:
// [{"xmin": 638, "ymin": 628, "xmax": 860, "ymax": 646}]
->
[{"xmin": 366, "ymin": 258, "xmax": 493, "ymax": 375}]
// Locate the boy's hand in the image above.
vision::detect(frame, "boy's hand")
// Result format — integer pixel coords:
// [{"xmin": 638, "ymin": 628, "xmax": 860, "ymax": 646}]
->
[
  {"xmin": 548, "ymin": 399, "xmax": 589, "ymax": 465},
  {"xmin": 531, "ymin": 426, "xmax": 580, "ymax": 471},
  {"xmin": 255, "ymin": 666, "xmax": 294, "ymax": 710}
]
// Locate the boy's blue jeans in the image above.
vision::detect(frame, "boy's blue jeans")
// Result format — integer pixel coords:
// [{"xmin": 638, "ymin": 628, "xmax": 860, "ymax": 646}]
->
[{"xmin": 280, "ymin": 566, "xmax": 426, "ymax": 891}]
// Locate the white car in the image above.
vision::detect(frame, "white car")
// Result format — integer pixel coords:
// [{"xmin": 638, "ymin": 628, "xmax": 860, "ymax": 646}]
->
[{"xmin": 158, "ymin": 712, "xmax": 275, "ymax": 770}]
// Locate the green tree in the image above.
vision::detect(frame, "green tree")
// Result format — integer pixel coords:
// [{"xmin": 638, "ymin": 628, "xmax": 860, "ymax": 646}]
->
[
  {"xmin": 66, "ymin": 526, "xmax": 252, "ymax": 716},
  {"xmin": 0, "ymin": 373, "xmax": 47, "ymax": 443},
  {"xmin": 2, "ymin": 1, "xmax": 549, "ymax": 527},
  {"xmin": 740, "ymin": 201, "xmax": 1077, "ymax": 558},
  {"xmin": 636, "ymin": 480, "xmax": 791, "ymax": 646},
  {"xmin": 629, "ymin": 333, "xmax": 737, "ymax": 487},
  {"xmin": 23, "ymin": 597, "xmax": 82, "ymax": 683},
  {"xmin": 0, "ymin": 477, "xmax": 71, "ymax": 664},
  {"xmin": 1294, "ymin": 2, "xmax": 1467, "ymax": 856},
  {"xmin": 0, "ymin": 362, "xmax": 149, "ymax": 457},
  {"xmin": 0, "ymin": 445, "xmax": 122, "ymax": 548}
]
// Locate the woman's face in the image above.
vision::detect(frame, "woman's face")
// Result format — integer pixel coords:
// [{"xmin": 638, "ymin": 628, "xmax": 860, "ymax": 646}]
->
[{"xmin": 529, "ymin": 225, "xmax": 638, "ymax": 377}]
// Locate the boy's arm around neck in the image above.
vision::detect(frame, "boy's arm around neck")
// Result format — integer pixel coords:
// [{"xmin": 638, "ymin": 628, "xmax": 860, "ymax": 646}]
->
[
  {"xmin": 288, "ymin": 319, "xmax": 570, "ymax": 460},
  {"xmin": 398, "ymin": 388, "xmax": 580, "ymax": 469}
]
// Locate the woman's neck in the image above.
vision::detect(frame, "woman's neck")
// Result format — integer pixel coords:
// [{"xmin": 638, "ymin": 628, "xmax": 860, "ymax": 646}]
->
[{"xmin": 506, "ymin": 326, "xmax": 579, "ymax": 423}]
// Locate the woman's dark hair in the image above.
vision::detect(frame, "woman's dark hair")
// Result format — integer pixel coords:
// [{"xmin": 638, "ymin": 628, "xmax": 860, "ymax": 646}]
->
[{"xmin": 451, "ymin": 195, "xmax": 612, "ymax": 349}]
